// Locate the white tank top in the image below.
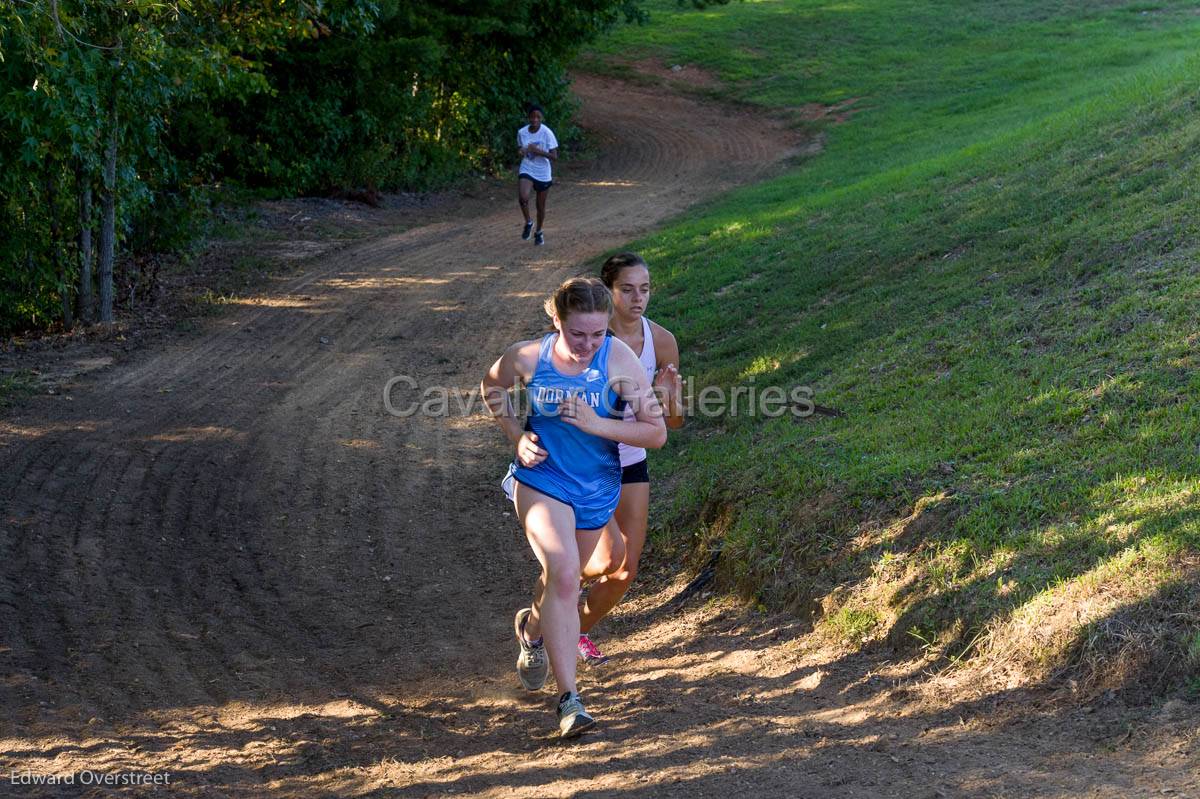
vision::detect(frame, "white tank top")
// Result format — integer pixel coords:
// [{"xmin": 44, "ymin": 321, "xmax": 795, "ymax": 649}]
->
[{"xmin": 619, "ymin": 316, "xmax": 657, "ymax": 468}]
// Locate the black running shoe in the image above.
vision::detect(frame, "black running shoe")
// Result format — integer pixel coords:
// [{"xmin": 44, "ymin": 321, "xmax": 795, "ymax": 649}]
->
[
  {"xmin": 522, "ymin": 221, "xmax": 533, "ymax": 240},
  {"xmin": 534, "ymin": 230, "xmax": 545, "ymax": 246}
]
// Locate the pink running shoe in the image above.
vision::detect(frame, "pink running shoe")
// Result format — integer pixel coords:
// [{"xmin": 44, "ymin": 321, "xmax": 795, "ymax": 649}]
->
[{"xmin": 577, "ymin": 634, "xmax": 609, "ymax": 667}]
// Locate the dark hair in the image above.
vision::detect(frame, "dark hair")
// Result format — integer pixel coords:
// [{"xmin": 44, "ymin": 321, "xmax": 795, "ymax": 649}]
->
[
  {"xmin": 599, "ymin": 252, "xmax": 649, "ymax": 288},
  {"xmin": 526, "ymin": 103, "xmax": 544, "ymax": 115},
  {"xmin": 544, "ymin": 277, "xmax": 613, "ymax": 322}
]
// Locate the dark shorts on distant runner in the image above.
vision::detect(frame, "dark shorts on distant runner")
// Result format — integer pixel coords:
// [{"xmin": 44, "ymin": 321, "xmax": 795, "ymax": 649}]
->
[{"xmin": 519, "ymin": 173, "xmax": 553, "ymax": 192}]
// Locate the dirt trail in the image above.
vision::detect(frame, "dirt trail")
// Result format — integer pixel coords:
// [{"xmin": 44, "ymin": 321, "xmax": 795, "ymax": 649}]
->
[{"xmin": 2, "ymin": 75, "xmax": 1197, "ymax": 798}]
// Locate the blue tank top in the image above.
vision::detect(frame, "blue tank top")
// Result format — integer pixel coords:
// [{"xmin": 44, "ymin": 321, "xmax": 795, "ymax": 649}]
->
[{"xmin": 511, "ymin": 333, "xmax": 623, "ymax": 514}]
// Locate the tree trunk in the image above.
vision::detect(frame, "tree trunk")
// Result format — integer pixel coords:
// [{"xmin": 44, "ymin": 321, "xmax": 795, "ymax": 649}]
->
[
  {"xmin": 98, "ymin": 99, "xmax": 117, "ymax": 325},
  {"xmin": 20, "ymin": 207, "xmax": 36, "ymax": 326},
  {"xmin": 47, "ymin": 169, "xmax": 72, "ymax": 329},
  {"xmin": 77, "ymin": 163, "xmax": 94, "ymax": 324}
]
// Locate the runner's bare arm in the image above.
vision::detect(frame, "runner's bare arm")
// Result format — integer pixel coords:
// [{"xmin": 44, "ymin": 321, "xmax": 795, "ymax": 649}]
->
[
  {"xmin": 482, "ymin": 342, "xmax": 548, "ymax": 466},
  {"xmin": 651, "ymin": 323, "xmax": 685, "ymax": 429}
]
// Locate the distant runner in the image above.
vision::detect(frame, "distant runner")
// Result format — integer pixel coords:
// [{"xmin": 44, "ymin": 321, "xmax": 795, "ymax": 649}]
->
[
  {"xmin": 516, "ymin": 104, "xmax": 558, "ymax": 246},
  {"xmin": 578, "ymin": 253, "xmax": 684, "ymax": 667},
  {"xmin": 482, "ymin": 277, "xmax": 666, "ymax": 738}
]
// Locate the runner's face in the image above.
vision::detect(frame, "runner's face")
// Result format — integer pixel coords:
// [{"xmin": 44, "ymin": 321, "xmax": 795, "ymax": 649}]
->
[
  {"xmin": 556, "ymin": 311, "xmax": 610, "ymax": 363},
  {"xmin": 528, "ymin": 110, "xmax": 543, "ymax": 131},
  {"xmin": 612, "ymin": 266, "xmax": 651, "ymax": 320}
]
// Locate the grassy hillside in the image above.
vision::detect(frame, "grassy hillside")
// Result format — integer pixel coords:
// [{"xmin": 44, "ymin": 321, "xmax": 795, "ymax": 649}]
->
[{"xmin": 586, "ymin": 0, "xmax": 1200, "ymax": 698}]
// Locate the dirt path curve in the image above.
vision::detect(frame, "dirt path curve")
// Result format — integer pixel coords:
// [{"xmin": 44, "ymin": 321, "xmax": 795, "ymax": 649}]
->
[{"xmin": 2, "ymin": 75, "xmax": 1197, "ymax": 798}]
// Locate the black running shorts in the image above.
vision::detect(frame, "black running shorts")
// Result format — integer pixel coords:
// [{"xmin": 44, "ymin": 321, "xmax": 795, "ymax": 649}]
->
[
  {"xmin": 621, "ymin": 459, "xmax": 649, "ymax": 485},
  {"xmin": 519, "ymin": 173, "xmax": 553, "ymax": 192}
]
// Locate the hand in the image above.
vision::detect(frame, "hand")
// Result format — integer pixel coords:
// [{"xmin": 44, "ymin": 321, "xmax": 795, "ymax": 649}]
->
[
  {"xmin": 516, "ymin": 431, "xmax": 548, "ymax": 467},
  {"xmin": 559, "ymin": 392, "xmax": 602, "ymax": 434},
  {"xmin": 653, "ymin": 364, "xmax": 682, "ymax": 413}
]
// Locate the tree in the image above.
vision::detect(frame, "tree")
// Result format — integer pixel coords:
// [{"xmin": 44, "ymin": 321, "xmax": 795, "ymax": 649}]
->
[
  {"xmin": 209, "ymin": 0, "xmax": 646, "ymax": 194},
  {"xmin": 1, "ymin": 0, "xmax": 370, "ymax": 331},
  {"xmin": 1, "ymin": 0, "xmax": 664, "ymax": 334}
]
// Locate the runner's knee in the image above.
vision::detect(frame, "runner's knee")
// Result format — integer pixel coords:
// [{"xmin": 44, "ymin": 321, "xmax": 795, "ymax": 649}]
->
[
  {"xmin": 602, "ymin": 539, "xmax": 626, "ymax": 577},
  {"xmin": 609, "ymin": 562, "xmax": 637, "ymax": 584},
  {"xmin": 546, "ymin": 562, "xmax": 581, "ymax": 601},
  {"xmin": 589, "ymin": 550, "xmax": 619, "ymax": 579}
]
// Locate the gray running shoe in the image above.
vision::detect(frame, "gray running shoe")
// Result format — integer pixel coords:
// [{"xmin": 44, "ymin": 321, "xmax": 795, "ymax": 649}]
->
[
  {"xmin": 514, "ymin": 607, "xmax": 548, "ymax": 691},
  {"xmin": 534, "ymin": 230, "xmax": 545, "ymax": 246},
  {"xmin": 557, "ymin": 691, "xmax": 595, "ymax": 738}
]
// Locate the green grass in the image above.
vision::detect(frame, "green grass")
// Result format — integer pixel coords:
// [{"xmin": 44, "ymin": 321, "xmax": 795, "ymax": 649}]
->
[
  {"xmin": 826, "ymin": 605, "xmax": 880, "ymax": 645},
  {"xmin": 0, "ymin": 369, "xmax": 37, "ymax": 408},
  {"xmin": 587, "ymin": 0, "xmax": 1200, "ymax": 694}
]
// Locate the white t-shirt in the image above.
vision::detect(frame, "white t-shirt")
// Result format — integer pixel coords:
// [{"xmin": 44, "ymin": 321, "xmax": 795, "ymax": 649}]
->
[{"xmin": 517, "ymin": 124, "xmax": 558, "ymax": 183}]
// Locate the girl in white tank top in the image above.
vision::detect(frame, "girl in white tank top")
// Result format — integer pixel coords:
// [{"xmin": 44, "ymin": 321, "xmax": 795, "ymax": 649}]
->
[
  {"xmin": 619, "ymin": 316, "xmax": 658, "ymax": 468},
  {"xmin": 578, "ymin": 253, "xmax": 683, "ymax": 667}
]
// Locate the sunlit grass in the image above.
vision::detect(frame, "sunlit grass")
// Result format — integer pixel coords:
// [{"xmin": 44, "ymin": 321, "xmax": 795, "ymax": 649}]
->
[{"xmin": 588, "ymin": 0, "xmax": 1200, "ymax": 694}]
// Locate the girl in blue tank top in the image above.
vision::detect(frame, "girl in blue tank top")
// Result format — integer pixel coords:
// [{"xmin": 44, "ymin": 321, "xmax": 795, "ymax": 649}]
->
[
  {"xmin": 507, "ymin": 332, "xmax": 624, "ymax": 528},
  {"xmin": 482, "ymin": 277, "xmax": 667, "ymax": 739}
]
